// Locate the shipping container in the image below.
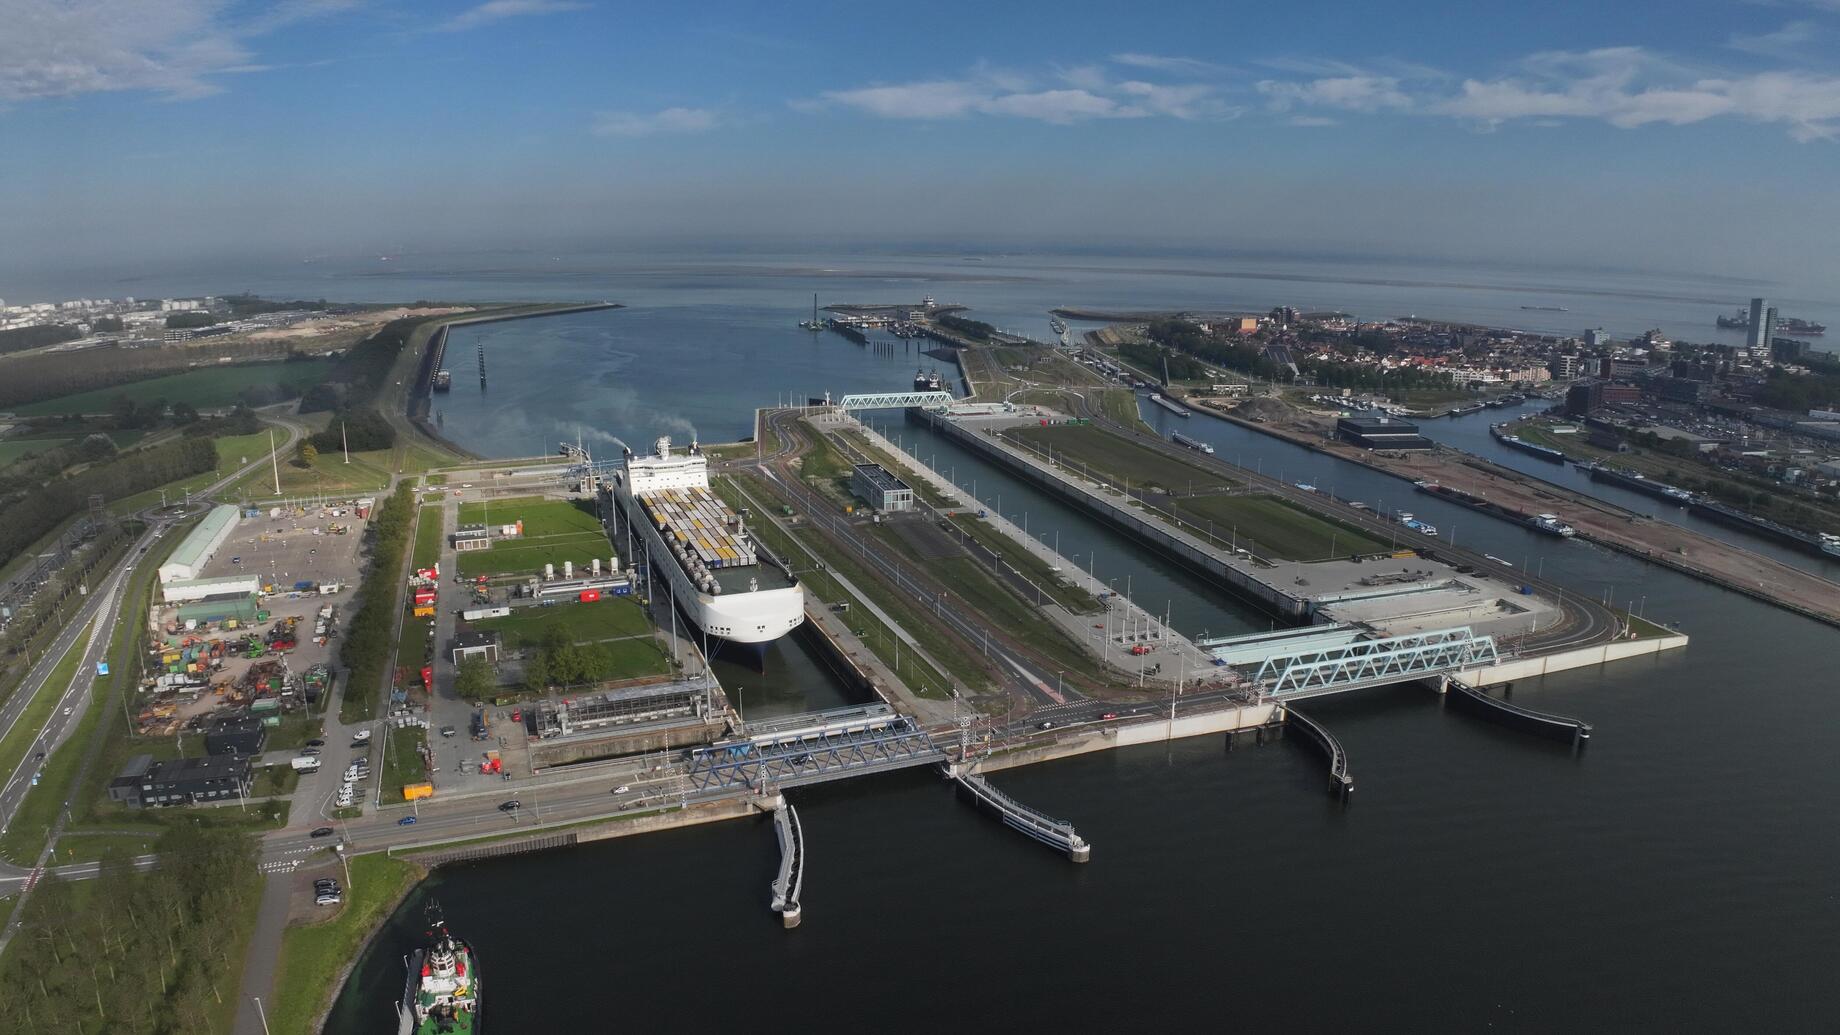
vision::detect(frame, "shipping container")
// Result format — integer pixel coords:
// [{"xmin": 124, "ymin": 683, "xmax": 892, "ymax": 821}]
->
[
  {"xmin": 578, "ymin": 589, "xmax": 601, "ymax": 603},
  {"xmin": 403, "ymin": 782, "xmax": 434, "ymax": 801},
  {"xmin": 461, "ymin": 606, "xmax": 511, "ymax": 621},
  {"xmin": 412, "ymin": 605, "xmax": 436, "ymax": 618}
]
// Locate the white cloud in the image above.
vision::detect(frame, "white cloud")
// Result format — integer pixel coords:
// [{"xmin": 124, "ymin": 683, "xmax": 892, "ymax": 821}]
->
[
  {"xmin": 1729, "ymin": 19, "xmax": 1822, "ymax": 58},
  {"xmin": 1258, "ymin": 75, "xmax": 1414, "ymax": 112},
  {"xmin": 1288, "ymin": 115, "xmax": 1339, "ymax": 127},
  {"xmin": 815, "ymin": 66, "xmax": 1231, "ymax": 124},
  {"xmin": 441, "ymin": 0, "xmax": 587, "ymax": 33},
  {"xmin": 1251, "ymin": 45, "xmax": 1840, "ymax": 141},
  {"xmin": 1109, "ymin": 53, "xmax": 1228, "ymax": 76},
  {"xmin": 591, "ymin": 106, "xmax": 720, "ymax": 137}
]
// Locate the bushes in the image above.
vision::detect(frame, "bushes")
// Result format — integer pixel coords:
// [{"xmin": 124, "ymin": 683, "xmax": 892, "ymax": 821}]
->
[{"xmin": 339, "ymin": 481, "xmax": 415, "ymax": 722}]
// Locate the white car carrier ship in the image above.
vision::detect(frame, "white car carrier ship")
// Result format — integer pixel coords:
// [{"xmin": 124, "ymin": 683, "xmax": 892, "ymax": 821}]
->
[{"xmin": 607, "ymin": 436, "xmax": 804, "ymax": 647}]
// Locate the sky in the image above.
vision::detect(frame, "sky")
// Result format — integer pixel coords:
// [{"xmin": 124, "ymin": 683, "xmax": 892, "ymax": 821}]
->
[{"xmin": 4, "ymin": 0, "xmax": 1840, "ymax": 293}]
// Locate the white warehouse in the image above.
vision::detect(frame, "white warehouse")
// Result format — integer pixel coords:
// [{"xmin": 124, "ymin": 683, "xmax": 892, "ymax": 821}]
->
[{"xmin": 158, "ymin": 504, "xmax": 240, "ymax": 583}]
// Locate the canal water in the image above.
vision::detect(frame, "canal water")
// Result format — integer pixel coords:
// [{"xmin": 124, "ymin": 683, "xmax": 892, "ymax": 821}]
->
[
  {"xmin": 323, "ymin": 274, "xmax": 1839, "ymax": 1030},
  {"xmin": 1397, "ymin": 400, "xmax": 1840, "ymax": 580}
]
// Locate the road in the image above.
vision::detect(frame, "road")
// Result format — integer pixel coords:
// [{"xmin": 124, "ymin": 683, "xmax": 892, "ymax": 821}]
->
[{"xmin": 0, "ymin": 415, "xmax": 306, "ymax": 924}]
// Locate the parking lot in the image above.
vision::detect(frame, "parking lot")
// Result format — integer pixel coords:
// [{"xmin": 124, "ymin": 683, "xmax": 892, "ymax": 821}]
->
[{"xmin": 196, "ymin": 506, "xmax": 368, "ymax": 593}]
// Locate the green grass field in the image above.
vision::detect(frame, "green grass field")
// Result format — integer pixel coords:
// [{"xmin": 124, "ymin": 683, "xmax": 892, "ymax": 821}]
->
[
  {"xmin": 412, "ymin": 504, "xmax": 444, "ymax": 571},
  {"xmin": 469, "ymin": 598, "xmax": 652, "ymax": 646},
  {"xmin": 0, "ymin": 437, "xmax": 73, "ymax": 466},
  {"xmin": 381, "ymin": 725, "xmax": 429, "ymax": 802},
  {"xmin": 579, "ymin": 637, "xmax": 673, "ymax": 682},
  {"xmin": 1005, "ymin": 424, "xmax": 1235, "ymax": 495},
  {"xmin": 228, "ymin": 445, "xmax": 396, "ymax": 500},
  {"xmin": 110, "ymin": 429, "xmax": 278, "ymax": 513},
  {"xmin": 458, "ymin": 496, "xmax": 599, "ymax": 536},
  {"xmin": 1172, "ymin": 493, "xmax": 1388, "ymax": 560},
  {"xmin": 16, "ymin": 359, "xmax": 334, "ymax": 416},
  {"xmin": 270, "ymin": 854, "xmax": 423, "ymax": 1035}
]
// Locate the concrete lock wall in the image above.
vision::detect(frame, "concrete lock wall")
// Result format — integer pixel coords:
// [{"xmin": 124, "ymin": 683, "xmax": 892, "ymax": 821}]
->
[
  {"xmin": 1458, "ymin": 633, "xmax": 1689, "ymax": 686},
  {"xmin": 923, "ymin": 414, "xmax": 1311, "ymax": 621}
]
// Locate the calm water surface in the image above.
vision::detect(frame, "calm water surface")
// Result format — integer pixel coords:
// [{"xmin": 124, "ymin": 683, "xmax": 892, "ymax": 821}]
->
[{"xmin": 323, "ymin": 267, "xmax": 1837, "ymax": 1031}]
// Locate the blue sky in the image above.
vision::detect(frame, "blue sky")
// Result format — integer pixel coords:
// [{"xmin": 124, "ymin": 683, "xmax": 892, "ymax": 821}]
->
[{"xmin": 4, "ymin": 0, "xmax": 1840, "ymax": 289}]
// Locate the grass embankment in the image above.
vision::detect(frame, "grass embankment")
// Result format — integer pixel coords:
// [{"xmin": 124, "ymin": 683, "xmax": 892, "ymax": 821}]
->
[
  {"xmin": 269, "ymin": 854, "xmax": 424, "ymax": 1035},
  {"xmin": 15, "ymin": 359, "xmax": 333, "ymax": 416},
  {"xmin": 1173, "ymin": 494, "xmax": 1388, "ymax": 561},
  {"xmin": 716, "ymin": 475, "xmax": 965, "ymax": 697},
  {"xmin": 1099, "ymin": 388, "xmax": 1151, "ymax": 430},
  {"xmin": 454, "ymin": 496, "xmax": 611, "ymax": 578},
  {"xmin": 1006, "ymin": 423, "xmax": 1232, "ymax": 495},
  {"xmin": 229, "ymin": 446, "xmax": 396, "ymax": 500},
  {"xmin": 0, "ymin": 619, "xmax": 94, "ymax": 793},
  {"xmin": 469, "ymin": 598, "xmax": 652, "ymax": 645}
]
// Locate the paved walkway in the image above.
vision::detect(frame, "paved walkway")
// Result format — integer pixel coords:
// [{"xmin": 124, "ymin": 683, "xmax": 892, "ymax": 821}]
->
[{"xmin": 231, "ymin": 873, "xmax": 294, "ymax": 1035}]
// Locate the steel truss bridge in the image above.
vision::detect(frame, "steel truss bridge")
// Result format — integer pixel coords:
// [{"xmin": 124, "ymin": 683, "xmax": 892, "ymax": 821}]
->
[
  {"xmin": 685, "ymin": 714, "xmax": 946, "ymax": 793},
  {"xmin": 834, "ymin": 391, "xmax": 955, "ymax": 411},
  {"xmin": 1249, "ymin": 626, "xmax": 1501, "ymax": 700}
]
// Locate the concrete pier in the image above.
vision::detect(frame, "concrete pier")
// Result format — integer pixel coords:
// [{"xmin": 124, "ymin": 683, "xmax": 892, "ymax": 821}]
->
[
  {"xmin": 1282, "ymin": 706, "xmax": 1353, "ymax": 802},
  {"xmin": 1443, "ymin": 678, "xmax": 1592, "ymax": 747},
  {"xmin": 953, "ymin": 772, "xmax": 1090, "ymax": 862},
  {"xmin": 770, "ymin": 802, "xmax": 804, "ymax": 928}
]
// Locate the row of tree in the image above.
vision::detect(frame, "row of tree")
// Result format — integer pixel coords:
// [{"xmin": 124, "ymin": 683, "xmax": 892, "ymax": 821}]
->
[
  {"xmin": 0, "ymin": 324, "xmax": 81, "ymax": 354},
  {"xmin": 338, "ymin": 482, "xmax": 416, "ymax": 720},
  {"xmin": 0, "ymin": 436, "xmax": 216, "ymax": 565},
  {"xmin": 0, "ymin": 824, "xmax": 261, "ymax": 1035},
  {"xmin": 0, "ymin": 338, "xmax": 299, "ymax": 408},
  {"xmin": 1756, "ymin": 367, "xmax": 1840, "ymax": 412}
]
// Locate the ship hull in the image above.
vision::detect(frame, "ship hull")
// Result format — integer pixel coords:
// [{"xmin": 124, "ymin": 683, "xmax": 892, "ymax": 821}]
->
[{"xmin": 612, "ymin": 485, "xmax": 804, "ymax": 645}]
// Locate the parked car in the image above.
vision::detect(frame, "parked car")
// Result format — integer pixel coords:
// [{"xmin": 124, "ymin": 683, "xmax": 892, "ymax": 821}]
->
[
  {"xmin": 315, "ymin": 894, "xmax": 342, "ymax": 906},
  {"xmin": 306, "ymin": 739, "xmax": 325, "ymax": 747},
  {"xmin": 439, "ymin": 725, "xmax": 456, "ymax": 738},
  {"xmin": 310, "ymin": 827, "xmax": 334, "ymax": 838}
]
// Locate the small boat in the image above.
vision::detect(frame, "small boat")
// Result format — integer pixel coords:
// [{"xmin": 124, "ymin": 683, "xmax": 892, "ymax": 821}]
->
[{"xmin": 1528, "ymin": 513, "xmax": 1576, "ymax": 537}]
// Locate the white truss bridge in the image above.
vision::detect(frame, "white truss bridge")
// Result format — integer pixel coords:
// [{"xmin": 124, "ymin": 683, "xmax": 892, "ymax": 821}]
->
[
  {"xmin": 833, "ymin": 391, "xmax": 955, "ymax": 411},
  {"xmin": 1244, "ymin": 626, "xmax": 1502, "ymax": 700}
]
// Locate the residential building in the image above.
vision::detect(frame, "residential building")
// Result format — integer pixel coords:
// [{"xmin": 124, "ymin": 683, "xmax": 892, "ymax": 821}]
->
[{"xmin": 109, "ymin": 754, "xmax": 252, "ymax": 807}]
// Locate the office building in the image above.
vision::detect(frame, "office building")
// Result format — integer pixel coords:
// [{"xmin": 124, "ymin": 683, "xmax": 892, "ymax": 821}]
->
[
  {"xmin": 849, "ymin": 463, "xmax": 914, "ymax": 511},
  {"xmin": 1747, "ymin": 297, "xmax": 1770, "ymax": 353}
]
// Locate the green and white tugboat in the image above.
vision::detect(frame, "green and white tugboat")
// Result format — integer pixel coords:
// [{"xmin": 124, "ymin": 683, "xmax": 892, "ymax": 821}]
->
[{"xmin": 397, "ymin": 908, "xmax": 480, "ymax": 1035}]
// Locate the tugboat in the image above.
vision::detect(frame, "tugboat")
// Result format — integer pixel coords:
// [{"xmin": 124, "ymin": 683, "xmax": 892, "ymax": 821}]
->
[
  {"xmin": 399, "ymin": 910, "xmax": 480, "ymax": 1035},
  {"xmin": 912, "ymin": 369, "xmax": 943, "ymax": 391}
]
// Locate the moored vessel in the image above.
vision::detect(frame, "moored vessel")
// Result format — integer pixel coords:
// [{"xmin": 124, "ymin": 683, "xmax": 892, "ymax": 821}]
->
[
  {"xmin": 608, "ymin": 436, "xmax": 804, "ymax": 646},
  {"xmin": 398, "ymin": 923, "xmax": 479, "ymax": 1035}
]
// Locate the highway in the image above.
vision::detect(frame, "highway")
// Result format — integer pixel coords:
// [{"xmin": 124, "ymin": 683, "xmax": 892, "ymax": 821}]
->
[{"xmin": 0, "ymin": 414, "xmax": 305, "ymax": 906}]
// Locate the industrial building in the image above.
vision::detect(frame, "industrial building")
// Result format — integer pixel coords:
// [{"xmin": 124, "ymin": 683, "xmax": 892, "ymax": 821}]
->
[
  {"xmin": 107, "ymin": 753, "xmax": 252, "ymax": 807},
  {"xmin": 452, "ymin": 524, "xmax": 492, "ymax": 552},
  {"xmin": 160, "ymin": 573, "xmax": 261, "ymax": 604},
  {"xmin": 451, "ymin": 629, "xmax": 502, "ymax": 665},
  {"xmin": 174, "ymin": 592, "xmax": 260, "ymax": 628},
  {"xmin": 158, "ymin": 504, "xmax": 241, "ymax": 583},
  {"xmin": 850, "ymin": 463, "xmax": 915, "ymax": 511},
  {"xmin": 202, "ymin": 715, "xmax": 268, "ymax": 757},
  {"xmin": 1335, "ymin": 416, "xmax": 1435, "ymax": 451}
]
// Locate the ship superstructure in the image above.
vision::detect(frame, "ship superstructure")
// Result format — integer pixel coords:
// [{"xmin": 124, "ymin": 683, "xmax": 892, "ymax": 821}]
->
[
  {"xmin": 398, "ymin": 926, "xmax": 479, "ymax": 1035},
  {"xmin": 609, "ymin": 436, "xmax": 804, "ymax": 645}
]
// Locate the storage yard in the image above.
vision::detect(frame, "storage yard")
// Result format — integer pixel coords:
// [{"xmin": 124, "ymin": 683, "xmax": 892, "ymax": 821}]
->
[{"xmin": 139, "ymin": 496, "xmax": 375, "ymax": 741}]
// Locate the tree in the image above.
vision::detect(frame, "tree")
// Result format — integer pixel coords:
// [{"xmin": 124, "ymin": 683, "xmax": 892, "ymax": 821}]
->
[
  {"xmin": 296, "ymin": 441, "xmax": 319, "ymax": 468},
  {"xmin": 455, "ymin": 655, "xmax": 498, "ymax": 701}
]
